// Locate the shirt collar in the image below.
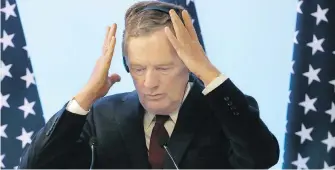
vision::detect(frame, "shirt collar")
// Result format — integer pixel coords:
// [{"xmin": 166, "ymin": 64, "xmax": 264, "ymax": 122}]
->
[{"xmin": 143, "ymin": 82, "xmax": 193, "ymax": 130}]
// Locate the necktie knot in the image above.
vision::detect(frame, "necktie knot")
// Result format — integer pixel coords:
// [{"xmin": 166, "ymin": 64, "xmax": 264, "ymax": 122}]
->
[{"xmin": 155, "ymin": 115, "xmax": 169, "ymax": 125}]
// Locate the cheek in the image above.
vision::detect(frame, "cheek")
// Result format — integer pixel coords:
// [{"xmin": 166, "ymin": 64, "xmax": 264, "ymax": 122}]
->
[
  {"xmin": 163, "ymin": 76, "xmax": 188, "ymax": 96},
  {"xmin": 132, "ymin": 77, "xmax": 144, "ymax": 91}
]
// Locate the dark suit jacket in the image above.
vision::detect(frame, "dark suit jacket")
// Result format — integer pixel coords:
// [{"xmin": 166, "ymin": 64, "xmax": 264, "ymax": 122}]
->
[{"xmin": 19, "ymin": 79, "xmax": 279, "ymax": 169}]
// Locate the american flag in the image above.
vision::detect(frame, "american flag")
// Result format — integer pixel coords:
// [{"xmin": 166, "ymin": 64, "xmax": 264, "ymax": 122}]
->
[
  {"xmin": 1, "ymin": 0, "xmax": 45, "ymax": 168},
  {"xmin": 283, "ymin": 0, "xmax": 335, "ymax": 169}
]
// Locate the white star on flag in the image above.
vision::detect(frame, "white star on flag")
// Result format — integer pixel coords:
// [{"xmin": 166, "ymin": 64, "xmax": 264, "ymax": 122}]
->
[
  {"xmin": 297, "ymin": 0, "xmax": 303, "ymax": 14},
  {"xmin": 16, "ymin": 128, "xmax": 34, "ymax": 148},
  {"xmin": 291, "ymin": 153, "xmax": 309, "ymax": 169},
  {"xmin": 311, "ymin": 4, "xmax": 329, "ymax": 25},
  {"xmin": 323, "ymin": 161, "xmax": 335, "ymax": 170},
  {"xmin": 294, "ymin": 31, "xmax": 299, "ymax": 44},
  {"xmin": 0, "ymin": 0, "xmax": 17, "ymax": 20},
  {"xmin": 299, "ymin": 94, "xmax": 317, "ymax": 114},
  {"xmin": 0, "ymin": 124, "xmax": 8, "ymax": 138},
  {"xmin": 329, "ymin": 79, "xmax": 335, "ymax": 93},
  {"xmin": 18, "ymin": 98, "xmax": 36, "ymax": 118},
  {"xmin": 291, "ymin": 60, "xmax": 295, "ymax": 74},
  {"xmin": 0, "ymin": 61, "xmax": 12, "ymax": 81},
  {"xmin": 0, "ymin": 30, "xmax": 15, "ymax": 51},
  {"xmin": 295, "ymin": 123, "xmax": 313, "ymax": 144},
  {"xmin": 186, "ymin": 0, "xmax": 194, "ymax": 6},
  {"xmin": 22, "ymin": 45, "xmax": 30, "ymax": 58},
  {"xmin": 333, "ymin": 51, "xmax": 335, "ymax": 55},
  {"xmin": 0, "ymin": 92, "xmax": 10, "ymax": 110},
  {"xmin": 288, "ymin": 90, "xmax": 291, "ymax": 103},
  {"xmin": 22, "ymin": 45, "xmax": 28, "ymax": 51},
  {"xmin": 21, "ymin": 68, "xmax": 36, "ymax": 88},
  {"xmin": 302, "ymin": 64, "xmax": 321, "ymax": 85},
  {"xmin": 307, "ymin": 34, "xmax": 325, "ymax": 55},
  {"xmin": 325, "ymin": 102, "xmax": 335, "ymax": 123},
  {"xmin": 0, "ymin": 154, "xmax": 4, "ymax": 168},
  {"xmin": 321, "ymin": 132, "xmax": 335, "ymax": 152}
]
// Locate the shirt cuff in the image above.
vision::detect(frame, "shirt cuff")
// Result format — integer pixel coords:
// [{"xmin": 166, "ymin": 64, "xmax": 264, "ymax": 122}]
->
[
  {"xmin": 66, "ymin": 99, "xmax": 90, "ymax": 115},
  {"xmin": 202, "ymin": 74, "xmax": 228, "ymax": 95}
]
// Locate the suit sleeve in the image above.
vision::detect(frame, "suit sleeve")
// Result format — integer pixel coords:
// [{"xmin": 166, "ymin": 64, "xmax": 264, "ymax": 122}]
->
[
  {"xmin": 204, "ymin": 79, "xmax": 280, "ymax": 169},
  {"xmin": 19, "ymin": 103, "xmax": 95, "ymax": 169}
]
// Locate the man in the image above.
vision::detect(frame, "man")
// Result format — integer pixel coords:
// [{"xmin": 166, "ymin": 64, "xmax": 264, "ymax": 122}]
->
[{"xmin": 19, "ymin": 1, "xmax": 279, "ymax": 169}]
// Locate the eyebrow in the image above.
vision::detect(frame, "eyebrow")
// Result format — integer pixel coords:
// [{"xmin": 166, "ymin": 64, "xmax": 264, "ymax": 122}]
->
[
  {"xmin": 129, "ymin": 64, "xmax": 144, "ymax": 67},
  {"xmin": 155, "ymin": 63, "xmax": 174, "ymax": 67}
]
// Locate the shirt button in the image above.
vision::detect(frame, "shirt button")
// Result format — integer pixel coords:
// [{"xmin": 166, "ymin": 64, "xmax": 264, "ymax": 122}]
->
[
  {"xmin": 233, "ymin": 112, "xmax": 239, "ymax": 116},
  {"xmin": 229, "ymin": 106, "xmax": 236, "ymax": 110},
  {"xmin": 224, "ymin": 96, "xmax": 230, "ymax": 101}
]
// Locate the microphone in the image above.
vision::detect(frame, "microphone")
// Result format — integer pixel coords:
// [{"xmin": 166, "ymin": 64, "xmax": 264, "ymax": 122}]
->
[
  {"xmin": 89, "ymin": 137, "xmax": 98, "ymax": 170},
  {"xmin": 159, "ymin": 136, "xmax": 179, "ymax": 170}
]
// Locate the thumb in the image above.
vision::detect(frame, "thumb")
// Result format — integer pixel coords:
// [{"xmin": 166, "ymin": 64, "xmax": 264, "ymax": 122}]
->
[{"xmin": 108, "ymin": 73, "xmax": 121, "ymax": 87}]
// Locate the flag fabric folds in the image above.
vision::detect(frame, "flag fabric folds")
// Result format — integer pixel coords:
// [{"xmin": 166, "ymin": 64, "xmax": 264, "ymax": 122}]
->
[
  {"xmin": 283, "ymin": 0, "xmax": 335, "ymax": 169},
  {"xmin": 1, "ymin": 0, "xmax": 45, "ymax": 168}
]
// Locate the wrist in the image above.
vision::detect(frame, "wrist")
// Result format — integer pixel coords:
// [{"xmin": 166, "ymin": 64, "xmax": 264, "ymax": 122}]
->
[
  {"xmin": 74, "ymin": 89, "xmax": 96, "ymax": 111},
  {"xmin": 197, "ymin": 65, "xmax": 221, "ymax": 86}
]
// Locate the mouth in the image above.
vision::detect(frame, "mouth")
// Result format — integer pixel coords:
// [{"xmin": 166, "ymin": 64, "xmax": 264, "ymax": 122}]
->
[{"xmin": 146, "ymin": 94, "xmax": 164, "ymax": 100}]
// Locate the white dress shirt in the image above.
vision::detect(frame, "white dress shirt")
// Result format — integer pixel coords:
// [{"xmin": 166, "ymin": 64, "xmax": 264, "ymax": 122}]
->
[{"xmin": 66, "ymin": 74, "xmax": 228, "ymax": 149}]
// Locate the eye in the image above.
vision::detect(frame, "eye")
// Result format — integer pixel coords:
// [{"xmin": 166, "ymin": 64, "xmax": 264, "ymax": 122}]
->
[
  {"xmin": 131, "ymin": 67, "xmax": 145, "ymax": 74},
  {"xmin": 157, "ymin": 67, "xmax": 170, "ymax": 71},
  {"xmin": 135, "ymin": 68, "xmax": 144, "ymax": 72}
]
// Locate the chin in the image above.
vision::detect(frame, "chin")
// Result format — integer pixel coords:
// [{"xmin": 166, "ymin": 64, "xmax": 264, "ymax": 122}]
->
[{"xmin": 143, "ymin": 101, "xmax": 172, "ymax": 114}]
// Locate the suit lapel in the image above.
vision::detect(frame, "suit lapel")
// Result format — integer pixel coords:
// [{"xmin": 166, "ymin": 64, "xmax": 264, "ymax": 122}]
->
[
  {"xmin": 113, "ymin": 91, "xmax": 150, "ymax": 169},
  {"xmin": 164, "ymin": 81, "xmax": 207, "ymax": 169}
]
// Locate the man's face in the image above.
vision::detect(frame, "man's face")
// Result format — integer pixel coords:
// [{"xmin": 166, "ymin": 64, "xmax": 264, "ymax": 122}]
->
[{"xmin": 127, "ymin": 28, "xmax": 189, "ymax": 115}]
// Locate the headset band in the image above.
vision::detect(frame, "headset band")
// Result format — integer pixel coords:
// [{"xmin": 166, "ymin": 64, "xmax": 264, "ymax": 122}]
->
[{"xmin": 141, "ymin": 6, "xmax": 173, "ymax": 14}]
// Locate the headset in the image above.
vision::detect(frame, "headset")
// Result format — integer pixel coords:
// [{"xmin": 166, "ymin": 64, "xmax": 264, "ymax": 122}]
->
[{"xmin": 122, "ymin": 5, "xmax": 196, "ymax": 82}]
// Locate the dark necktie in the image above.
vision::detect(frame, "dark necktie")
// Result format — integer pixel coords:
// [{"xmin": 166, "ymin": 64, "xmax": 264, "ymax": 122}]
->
[{"xmin": 148, "ymin": 115, "xmax": 170, "ymax": 169}]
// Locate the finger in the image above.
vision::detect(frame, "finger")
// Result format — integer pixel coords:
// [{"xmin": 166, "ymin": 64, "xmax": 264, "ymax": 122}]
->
[
  {"xmin": 108, "ymin": 73, "xmax": 121, "ymax": 87},
  {"xmin": 103, "ymin": 23, "xmax": 117, "ymax": 54},
  {"xmin": 109, "ymin": 73, "xmax": 121, "ymax": 83},
  {"xmin": 169, "ymin": 9, "xmax": 190, "ymax": 42},
  {"xmin": 102, "ymin": 26, "xmax": 111, "ymax": 53},
  {"xmin": 109, "ymin": 23, "xmax": 117, "ymax": 39},
  {"xmin": 165, "ymin": 27, "xmax": 182, "ymax": 54},
  {"xmin": 182, "ymin": 10, "xmax": 199, "ymax": 42},
  {"xmin": 105, "ymin": 36, "xmax": 116, "ymax": 63}
]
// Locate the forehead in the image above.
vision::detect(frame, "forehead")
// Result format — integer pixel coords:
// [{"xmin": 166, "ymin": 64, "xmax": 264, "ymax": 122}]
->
[{"xmin": 127, "ymin": 29, "xmax": 179, "ymax": 65}]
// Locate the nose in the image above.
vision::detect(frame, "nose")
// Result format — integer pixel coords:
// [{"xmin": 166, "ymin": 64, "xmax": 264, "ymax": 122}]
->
[{"xmin": 143, "ymin": 69, "xmax": 159, "ymax": 88}]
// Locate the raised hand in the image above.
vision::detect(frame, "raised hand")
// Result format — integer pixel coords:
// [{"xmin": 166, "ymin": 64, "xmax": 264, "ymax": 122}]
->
[
  {"xmin": 165, "ymin": 9, "xmax": 221, "ymax": 85},
  {"xmin": 75, "ymin": 24, "xmax": 121, "ymax": 110}
]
